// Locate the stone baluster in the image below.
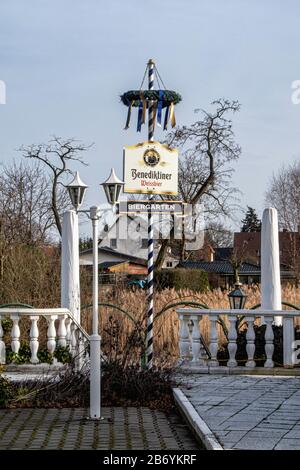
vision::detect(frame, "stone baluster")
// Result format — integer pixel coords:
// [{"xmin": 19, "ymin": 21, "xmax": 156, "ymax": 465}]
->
[
  {"xmin": 58, "ymin": 314, "xmax": 67, "ymax": 348},
  {"xmin": 29, "ymin": 315, "xmax": 39, "ymax": 364},
  {"xmin": 178, "ymin": 314, "xmax": 191, "ymax": 362},
  {"xmin": 75, "ymin": 331, "xmax": 85, "ymax": 371},
  {"xmin": 190, "ymin": 315, "xmax": 206, "ymax": 365},
  {"xmin": 283, "ymin": 317, "xmax": 295, "ymax": 367},
  {"xmin": 0, "ymin": 316, "xmax": 5, "ymax": 364},
  {"xmin": 47, "ymin": 315, "xmax": 57, "ymax": 357},
  {"xmin": 65, "ymin": 317, "xmax": 72, "ymax": 350},
  {"xmin": 227, "ymin": 315, "xmax": 237, "ymax": 368},
  {"xmin": 264, "ymin": 316, "xmax": 274, "ymax": 368},
  {"xmin": 70, "ymin": 321, "xmax": 77, "ymax": 358},
  {"xmin": 11, "ymin": 314, "xmax": 20, "ymax": 355},
  {"xmin": 245, "ymin": 316, "xmax": 256, "ymax": 368},
  {"xmin": 209, "ymin": 315, "xmax": 219, "ymax": 367}
]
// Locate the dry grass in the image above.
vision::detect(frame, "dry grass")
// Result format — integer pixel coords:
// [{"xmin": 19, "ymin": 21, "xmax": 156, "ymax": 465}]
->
[{"xmin": 81, "ymin": 284, "xmax": 300, "ymax": 365}]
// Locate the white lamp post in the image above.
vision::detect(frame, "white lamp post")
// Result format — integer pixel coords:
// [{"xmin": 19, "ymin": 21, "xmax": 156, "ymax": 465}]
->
[{"xmin": 66, "ymin": 168, "xmax": 124, "ymax": 419}]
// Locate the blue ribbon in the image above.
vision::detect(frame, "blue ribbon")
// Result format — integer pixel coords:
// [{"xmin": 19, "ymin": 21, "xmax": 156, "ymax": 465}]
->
[
  {"xmin": 137, "ymin": 101, "xmax": 143, "ymax": 132},
  {"xmin": 157, "ymin": 90, "xmax": 164, "ymax": 127},
  {"xmin": 163, "ymin": 104, "xmax": 170, "ymax": 130}
]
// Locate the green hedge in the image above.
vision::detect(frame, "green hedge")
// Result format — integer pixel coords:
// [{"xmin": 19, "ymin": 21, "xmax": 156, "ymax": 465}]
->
[{"xmin": 155, "ymin": 268, "xmax": 209, "ymax": 292}]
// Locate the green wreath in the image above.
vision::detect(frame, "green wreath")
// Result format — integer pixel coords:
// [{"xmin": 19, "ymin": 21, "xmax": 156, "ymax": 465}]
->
[{"xmin": 120, "ymin": 90, "xmax": 182, "ymax": 108}]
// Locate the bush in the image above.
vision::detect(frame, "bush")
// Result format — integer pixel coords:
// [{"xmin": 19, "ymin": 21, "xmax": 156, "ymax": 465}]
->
[
  {"xmin": 155, "ymin": 268, "xmax": 209, "ymax": 292},
  {"xmin": 0, "ymin": 376, "xmax": 14, "ymax": 407}
]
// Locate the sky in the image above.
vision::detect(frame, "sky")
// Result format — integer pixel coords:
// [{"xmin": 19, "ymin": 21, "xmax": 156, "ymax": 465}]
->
[{"xmin": 0, "ymin": 0, "xmax": 300, "ymax": 234}]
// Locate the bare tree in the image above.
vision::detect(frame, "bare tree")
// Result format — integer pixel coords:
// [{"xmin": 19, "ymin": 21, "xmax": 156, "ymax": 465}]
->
[
  {"xmin": 205, "ymin": 222, "xmax": 233, "ymax": 248},
  {"xmin": 266, "ymin": 160, "xmax": 300, "ymax": 282},
  {"xmin": 266, "ymin": 160, "xmax": 300, "ymax": 232},
  {"xmin": 155, "ymin": 99, "xmax": 241, "ymax": 268},
  {"xmin": 0, "ymin": 161, "xmax": 57, "ymax": 244},
  {"xmin": 19, "ymin": 136, "xmax": 90, "ymax": 236}
]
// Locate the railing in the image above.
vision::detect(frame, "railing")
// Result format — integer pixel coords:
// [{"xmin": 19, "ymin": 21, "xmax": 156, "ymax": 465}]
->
[
  {"xmin": 176, "ymin": 308, "xmax": 300, "ymax": 371},
  {"xmin": 0, "ymin": 308, "xmax": 90, "ymax": 369}
]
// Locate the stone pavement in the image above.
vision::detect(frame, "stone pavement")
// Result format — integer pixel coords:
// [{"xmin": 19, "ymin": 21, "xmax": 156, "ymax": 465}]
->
[
  {"xmin": 0, "ymin": 407, "xmax": 201, "ymax": 450},
  {"xmin": 180, "ymin": 374, "xmax": 300, "ymax": 450}
]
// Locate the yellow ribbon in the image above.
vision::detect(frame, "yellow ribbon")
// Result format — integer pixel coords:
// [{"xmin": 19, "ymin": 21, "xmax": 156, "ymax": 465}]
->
[{"xmin": 170, "ymin": 102, "xmax": 176, "ymax": 128}]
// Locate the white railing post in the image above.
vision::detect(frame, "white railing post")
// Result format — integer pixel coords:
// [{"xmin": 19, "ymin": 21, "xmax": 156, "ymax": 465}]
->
[
  {"xmin": 227, "ymin": 315, "xmax": 238, "ymax": 368},
  {"xmin": 29, "ymin": 315, "xmax": 39, "ymax": 364},
  {"xmin": 283, "ymin": 317, "xmax": 295, "ymax": 367},
  {"xmin": 209, "ymin": 315, "xmax": 219, "ymax": 367},
  {"xmin": 11, "ymin": 314, "xmax": 20, "ymax": 356},
  {"xmin": 264, "ymin": 316, "xmax": 274, "ymax": 367},
  {"xmin": 178, "ymin": 314, "xmax": 191, "ymax": 362},
  {"xmin": 245, "ymin": 316, "xmax": 256, "ymax": 368},
  {"xmin": 58, "ymin": 314, "xmax": 67, "ymax": 348},
  {"xmin": 190, "ymin": 315, "xmax": 205, "ymax": 365},
  {"xmin": 0, "ymin": 316, "xmax": 5, "ymax": 364},
  {"xmin": 65, "ymin": 317, "xmax": 72, "ymax": 350},
  {"xmin": 71, "ymin": 321, "xmax": 77, "ymax": 357},
  {"xmin": 75, "ymin": 330, "xmax": 85, "ymax": 371},
  {"xmin": 47, "ymin": 315, "xmax": 57, "ymax": 358}
]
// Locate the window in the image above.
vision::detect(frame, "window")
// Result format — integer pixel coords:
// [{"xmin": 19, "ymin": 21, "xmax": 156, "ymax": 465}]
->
[
  {"xmin": 166, "ymin": 261, "xmax": 173, "ymax": 268},
  {"xmin": 110, "ymin": 239, "xmax": 117, "ymax": 249},
  {"xmin": 141, "ymin": 238, "xmax": 148, "ymax": 249}
]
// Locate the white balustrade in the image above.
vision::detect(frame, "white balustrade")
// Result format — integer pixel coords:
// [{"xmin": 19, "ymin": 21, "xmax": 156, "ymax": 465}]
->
[
  {"xmin": 58, "ymin": 314, "xmax": 67, "ymax": 348},
  {"xmin": 65, "ymin": 317, "xmax": 72, "ymax": 349},
  {"xmin": 29, "ymin": 315, "xmax": 39, "ymax": 364},
  {"xmin": 264, "ymin": 316, "xmax": 274, "ymax": 368},
  {"xmin": 47, "ymin": 315, "xmax": 57, "ymax": 357},
  {"xmin": 71, "ymin": 321, "xmax": 77, "ymax": 358},
  {"xmin": 227, "ymin": 315, "xmax": 237, "ymax": 368},
  {"xmin": 245, "ymin": 316, "xmax": 256, "ymax": 368},
  {"xmin": 176, "ymin": 308, "xmax": 300, "ymax": 372},
  {"xmin": 209, "ymin": 315, "xmax": 219, "ymax": 367},
  {"xmin": 190, "ymin": 315, "xmax": 206, "ymax": 365},
  {"xmin": 0, "ymin": 308, "xmax": 90, "ymax": 368},
  {"xmin": 178, "ymin": 314, "xmax": 191, "ymax": 362},
  {"xmin": 11, "ymin": 314, "xmax": 20, "ymax": 356}
]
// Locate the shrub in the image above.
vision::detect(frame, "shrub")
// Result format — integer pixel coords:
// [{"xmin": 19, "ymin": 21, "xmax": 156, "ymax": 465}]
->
[
  {"xmin": 0, "ymin": 376, "xmax": 14, "ymax": 407},
  {"xmin": 155, "ymin": 268, "xmax": 209, "ymax": 292}
]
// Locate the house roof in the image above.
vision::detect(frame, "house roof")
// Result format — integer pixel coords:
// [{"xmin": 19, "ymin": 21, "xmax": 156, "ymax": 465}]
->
[
  {"xmin": 80, "ymin": 245, "xmax": 147, "ymax": 266},
  {"xmin": 178, "ymin": 260, "xmax": 261, "ymax": 275},
  {"xmin": 99, "ymin": 261, "xmax": 127, "ymax": 269}
]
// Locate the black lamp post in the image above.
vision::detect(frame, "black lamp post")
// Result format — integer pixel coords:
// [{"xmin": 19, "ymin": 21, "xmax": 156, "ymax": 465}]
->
[{"xmin": 228, "ymin": 282, "xmax": 247, "ymax": 309}]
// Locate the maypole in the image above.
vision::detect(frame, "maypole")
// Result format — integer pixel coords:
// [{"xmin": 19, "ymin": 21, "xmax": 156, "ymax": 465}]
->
[
  {"xmin": 121, "ymin": 59, "xmax": 181, "ymax": 369},
  {"xmin": 146, "ymin": 59, "xmax": 155, "ymax": 368}
]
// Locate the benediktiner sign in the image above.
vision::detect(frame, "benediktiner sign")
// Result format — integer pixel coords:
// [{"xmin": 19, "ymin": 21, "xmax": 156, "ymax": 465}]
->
[{"xmin": 123, "ymin": 141, "xmax": 178, "ymax": 195}]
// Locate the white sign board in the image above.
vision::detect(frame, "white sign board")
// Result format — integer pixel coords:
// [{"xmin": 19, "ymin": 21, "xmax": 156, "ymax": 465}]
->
[{"xmin": 123, "ymin": 141, "xmax": 178, "ymax": 195}]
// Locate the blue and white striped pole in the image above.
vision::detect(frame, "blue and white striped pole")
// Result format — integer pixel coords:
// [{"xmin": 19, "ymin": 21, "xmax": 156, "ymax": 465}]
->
[{"xmin": 146, "ymin": 59, "xmax": 155, "ymax": 369}]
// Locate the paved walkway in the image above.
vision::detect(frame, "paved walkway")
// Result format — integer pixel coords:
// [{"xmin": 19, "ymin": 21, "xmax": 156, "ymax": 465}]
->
[
  {"xmin": 0, "ymin": 407, "xmax": 201, "ymax": 450},
  {"xmin": 180, "ymin": 375, "xmax": 300, "ymax": 450}
]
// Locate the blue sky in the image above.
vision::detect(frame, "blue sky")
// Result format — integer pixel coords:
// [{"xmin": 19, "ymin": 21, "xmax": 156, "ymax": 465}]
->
[{"xmin": 0, "ymin": 0, "xmax": 300, "ymax": 233}]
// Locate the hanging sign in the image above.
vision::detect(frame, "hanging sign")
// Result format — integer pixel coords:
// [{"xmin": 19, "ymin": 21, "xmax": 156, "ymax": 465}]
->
[
  {"xmin": 119, "ymin": 200, "xmax": 183, "ymax": 214},
  {"xmin": 123, "ymin": 141, "xmax": 178, "ymax": 195}
]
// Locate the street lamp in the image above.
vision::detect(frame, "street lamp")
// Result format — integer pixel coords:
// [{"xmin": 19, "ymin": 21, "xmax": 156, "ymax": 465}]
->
[
  {"xmin": 101, "ymin": 168, "xmax": 124, "ymax": 205},
  {"xmin": 66, "ymin": 168, "xmax": 124, "ymax": 419},
  {"xmin": 66, "ymin": 171, "xmax": 88, "ymax": 211},
  {"xmin": 228, "ymin": 282, "xmax": 248, "ymax": 309}
]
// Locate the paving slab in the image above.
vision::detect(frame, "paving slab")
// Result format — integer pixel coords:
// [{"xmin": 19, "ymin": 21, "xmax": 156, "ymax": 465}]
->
[
  {"xmin": 0, "ymin": 407, "xmax": 202, "ymax": 450},
  {"xmin": 178, "ymin": 374, "xmax": 300, "ymax": 450}
]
